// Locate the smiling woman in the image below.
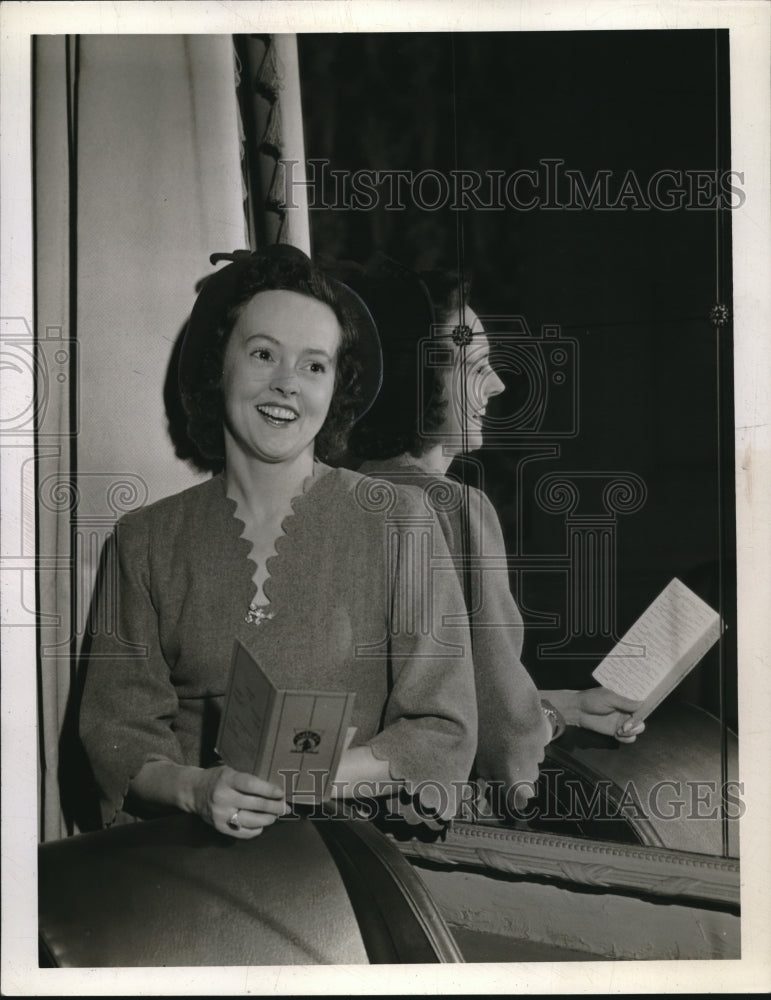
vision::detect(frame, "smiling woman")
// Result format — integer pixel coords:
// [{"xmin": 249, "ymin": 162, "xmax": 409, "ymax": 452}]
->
[
  {"xmin": 78, "ymin": 244, "xmax": 481, "ymax": 836},
  {"xmin": 222, "ymin": 291, "xmax": 341, "ymax": 466}
]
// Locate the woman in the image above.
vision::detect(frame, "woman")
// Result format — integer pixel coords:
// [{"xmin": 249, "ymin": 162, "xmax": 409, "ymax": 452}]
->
[
  {"xmin": 79, "ymin": 245, "xmax": 479, "ymax": 837},
  {"xmin": 336, "ymin": 256, "xmax": 644, "ymax": 809}
]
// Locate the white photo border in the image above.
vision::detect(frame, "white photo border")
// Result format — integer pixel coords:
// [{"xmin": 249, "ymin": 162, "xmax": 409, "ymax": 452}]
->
[{"xmin": 1, "ymin": 1, "xmax": 769, "ymax": 995}]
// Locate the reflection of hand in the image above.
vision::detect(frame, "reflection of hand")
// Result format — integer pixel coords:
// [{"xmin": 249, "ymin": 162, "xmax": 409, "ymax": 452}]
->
[
  {"xmin": 503, "ymin": 716, "xmax": 550, "ymax": 813},
  {"xmin": 573, "ymin": 687, "xmax": 645, "ymax": 743},
  {"xmin": 193, "ymin": 765, "xmax": 289, "ymax": 839},
  {"xmin": 506, "ymin": 778, "xmax": 538, "ymax": 814}
]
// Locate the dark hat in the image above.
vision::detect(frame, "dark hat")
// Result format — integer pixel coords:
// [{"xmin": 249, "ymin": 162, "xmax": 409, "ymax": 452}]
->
[
  {"xmin": 321, "ymin": 254, "xmax": 438, "ymax": 354},
  {"xmin": 179, "ymin": 244, "xmax": 383, "ymax": 421}
]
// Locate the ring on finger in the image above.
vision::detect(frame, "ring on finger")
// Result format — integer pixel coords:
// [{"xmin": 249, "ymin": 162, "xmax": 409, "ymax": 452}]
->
[{"xmin": 227, "ymin": 809, "xmax": 241, "ymax": 831}]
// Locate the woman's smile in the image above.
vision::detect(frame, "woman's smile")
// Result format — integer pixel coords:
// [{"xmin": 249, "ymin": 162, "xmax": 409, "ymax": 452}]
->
[
  {"xmin": 221, "ymin": 289, "xmax": 341, "ymax": 464},
  {"xmin": 255, "ymin": 403, "xmax": 300, "ymax": 425}
]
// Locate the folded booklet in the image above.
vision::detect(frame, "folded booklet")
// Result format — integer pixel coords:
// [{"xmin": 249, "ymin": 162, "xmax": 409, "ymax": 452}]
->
[
  {"xmin": 592, "ymin": 577, "xmax": 723, "ymax": 724},
  {"xmin": 216, "ymin": 639, "xmax": 356, "ymax": 804}
]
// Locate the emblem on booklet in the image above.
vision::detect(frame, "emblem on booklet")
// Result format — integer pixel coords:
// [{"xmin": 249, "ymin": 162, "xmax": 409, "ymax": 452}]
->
[{"xmin": 292, "ymin": 730, "xmax": 322, "ymax": 754}]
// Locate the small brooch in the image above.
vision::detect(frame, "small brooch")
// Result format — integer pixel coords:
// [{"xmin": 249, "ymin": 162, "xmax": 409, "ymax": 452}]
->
[
  {"xmin": 245, "ymin": 603, "xmax": 274, "ymax": 625},
  {"xmin": 452, "ymin": 324, "xmax": 473, "ymax": 347}
]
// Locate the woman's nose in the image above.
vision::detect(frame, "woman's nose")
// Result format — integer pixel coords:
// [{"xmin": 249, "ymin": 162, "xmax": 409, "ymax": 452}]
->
[
  {"xmin": 270, "ymin": 370, "xmax": 299, "ymax": 395},
  {"xmin": 484, "ymin": 370, "xmax": 505, "ymax": 400}
]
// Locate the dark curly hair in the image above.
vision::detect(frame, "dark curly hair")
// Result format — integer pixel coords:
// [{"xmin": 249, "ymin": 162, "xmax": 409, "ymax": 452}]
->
[
  {"xmin": 181, "ymin": 250, "xmax": 364, "ymax": 466},
  {"xmin": 348, "ymin": 267, "xmax": 472, "ymax": 462}
]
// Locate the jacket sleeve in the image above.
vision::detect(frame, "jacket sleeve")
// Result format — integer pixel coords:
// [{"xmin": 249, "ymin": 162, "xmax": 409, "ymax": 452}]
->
[
  {"xmin": 460, "ymin": 487, "xmax": 550, "ymax": 793},
  {"xmin": 365, "ymin": 493, "xmax": 478, "ymax": 819},
  {"xmin": 79, "ymin": 511, "xmax": 185, "ymax": 826}
]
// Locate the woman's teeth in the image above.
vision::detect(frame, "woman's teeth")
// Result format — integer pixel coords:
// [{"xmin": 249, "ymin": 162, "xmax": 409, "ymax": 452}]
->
[{"xmin": 256, "ymin": 404, "xmax": 298, "ymax": 424}]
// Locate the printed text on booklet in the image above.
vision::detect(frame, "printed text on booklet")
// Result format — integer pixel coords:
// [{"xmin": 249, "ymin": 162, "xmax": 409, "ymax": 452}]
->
[{"xmin": 592, "ymin": 578, "xmax": 722, "ymax": 724}]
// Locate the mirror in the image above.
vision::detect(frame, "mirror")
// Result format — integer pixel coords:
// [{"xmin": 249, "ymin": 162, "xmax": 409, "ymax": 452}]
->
[{"xmin": 292, "ymin": 29, "xmax": 738, "ymax": 874}]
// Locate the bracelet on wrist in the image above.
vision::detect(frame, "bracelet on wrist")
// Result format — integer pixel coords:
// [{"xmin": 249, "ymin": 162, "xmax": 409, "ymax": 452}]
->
[{"xmin": 541, "ymin": 699, "xmax": 566, "ymax": 741}]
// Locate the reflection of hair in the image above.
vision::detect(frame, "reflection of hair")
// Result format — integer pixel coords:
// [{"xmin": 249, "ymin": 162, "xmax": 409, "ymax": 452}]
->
[
  {"xmin": 419, "ymin": 270, "xmax": 471, "ymax": 328},
  {"xmin": 184, "ymin": 253, "xmax": 363, "ymax": 464},
  {"xmin": 349, "ymin": 269, "xmax": 471, "ymax": 461}
]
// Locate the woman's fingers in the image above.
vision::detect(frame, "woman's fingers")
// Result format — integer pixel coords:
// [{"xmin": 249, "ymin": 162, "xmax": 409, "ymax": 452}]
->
[
  {"xmin": 220, "ymin": 820, "xmax": 267, "ymax": 840},
  {"xmin": 227, "ymin": 807, "xmax": 282, "ymax": 831},
  {"xmin": 217, "ymin": 802, "xmax": 287, "ymax": 838},
  {"xmin": 222, "ymin": 769, "xmax": 290, "ymax": 836},
  {"xmin": 194, "ymin": 765, "xmax": 290, "ymax": 837},
  {"xmin": 605, "ymin": 692, "xmax": 643, "ymax": 712},
  {"xmin": 233, "ymin": 792, "xmax": 292, "ymax": 817},
  {"xmin": 217, "ymin": 771, "xmax": 290, "ymax": 837},
  {"xmin": 581, "ymin": 687, "xmax": 642, "ymax": 715},
  {"xmin": 227, "ymin": 770, "xmax": 291, "ymax": 823},
  {"xmin": 228, "ymin": 769, "xmax": 287, "ymax": 800},
  {"xmin": 614, "ymin": 718, "xmax": 646, "ymax": 742}
]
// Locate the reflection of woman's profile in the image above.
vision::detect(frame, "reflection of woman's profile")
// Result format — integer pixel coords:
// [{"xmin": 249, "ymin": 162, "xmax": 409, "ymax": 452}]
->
[
  {"xmin": 80, "ymin": 246, "xmax": 479, "ymax": 837},
  {"xmin": 339, "ymin": 258, "xmax": 644, "ymax": 807}
]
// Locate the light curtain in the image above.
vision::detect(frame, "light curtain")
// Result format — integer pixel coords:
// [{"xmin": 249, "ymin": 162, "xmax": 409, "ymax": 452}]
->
[{"xmin": 34, "ymin": 34, "xmax": 263, "ymax": 841}]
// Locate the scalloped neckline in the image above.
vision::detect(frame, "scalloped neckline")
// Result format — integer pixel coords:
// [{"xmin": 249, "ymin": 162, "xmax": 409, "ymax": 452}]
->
[{"xmin": 219, "ymin": 461, "xmax": 332, "ymax": 620}]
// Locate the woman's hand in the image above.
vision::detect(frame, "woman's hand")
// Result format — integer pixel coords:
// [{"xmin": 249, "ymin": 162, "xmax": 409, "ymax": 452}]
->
[
  {"xmin": 191, "ymin": 765, "xmax": 289, "ymax": 839},
  {"xmin": 541, "ymin": 687, "xmax": 646, "ymax": 743},
  {"xmin": 331, "ymin": 745, "xmax": 398, "ymax": 799},
  {"xmin": 572, "ymin": 687, "xmax": 645, "ymax": 742}
]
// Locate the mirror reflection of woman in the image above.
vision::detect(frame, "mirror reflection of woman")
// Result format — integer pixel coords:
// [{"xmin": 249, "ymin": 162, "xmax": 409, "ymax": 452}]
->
[
  {"xmin": 338, "ymin": 257, "xmax": 644, "ymax": 812},
  {"xmin": 80, "ymin": 246, "xmax": 479, "ymax": 837}
]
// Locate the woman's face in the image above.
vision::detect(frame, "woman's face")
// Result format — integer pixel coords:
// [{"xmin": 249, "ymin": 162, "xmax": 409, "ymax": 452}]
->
[
  {"xmin": 221, "ymin": 289, "xmax": 341, "ymax": 465},
  {"xmin": 438, "ymin": 306, "xmax": 505, "ymax": 454}
]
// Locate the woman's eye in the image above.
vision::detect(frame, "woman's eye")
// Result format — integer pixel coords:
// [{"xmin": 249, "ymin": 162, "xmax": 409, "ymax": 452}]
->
[
  {"xmin": 308, "ymin": 361, "xmax": 327, "ymax": 374},
  {"xmin": 252, "ymin": 348, "xmax": 273, "ymax": 361}
]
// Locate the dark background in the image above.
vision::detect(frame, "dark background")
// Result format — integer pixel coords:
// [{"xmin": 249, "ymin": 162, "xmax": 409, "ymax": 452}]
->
[{"xmin": 297, "ymin": 30, "xmax": 736, "ymax": 728}]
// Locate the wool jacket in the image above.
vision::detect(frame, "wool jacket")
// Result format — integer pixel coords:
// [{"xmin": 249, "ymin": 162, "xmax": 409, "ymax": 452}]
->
[
  {"xmin": 80, "ymin": 464, "xmax": 478, "ymax": 825},
  {"xmin": 358, "ymin": 457, "xmax": 550, "ymax": 793}
]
